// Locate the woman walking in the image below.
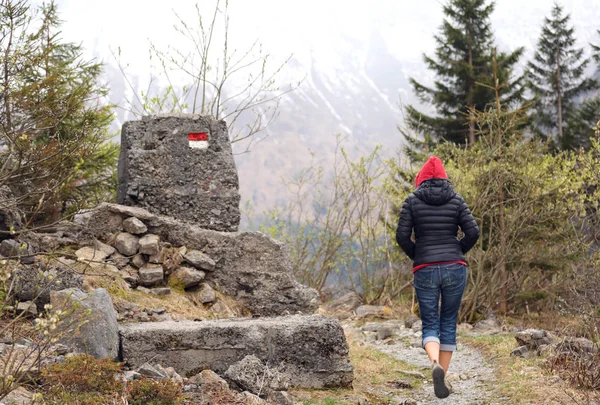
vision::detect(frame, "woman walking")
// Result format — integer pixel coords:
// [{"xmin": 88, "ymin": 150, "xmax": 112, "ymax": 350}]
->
[{"xmin": 396, "ymin": 156, "xmax": 479, "ymax": 399}]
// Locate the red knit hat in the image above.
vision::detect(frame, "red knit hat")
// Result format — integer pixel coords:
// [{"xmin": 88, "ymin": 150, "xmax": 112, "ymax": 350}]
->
[{"xmin": 415, "ymin": 156, "xmax": 448, "ymax": 187}]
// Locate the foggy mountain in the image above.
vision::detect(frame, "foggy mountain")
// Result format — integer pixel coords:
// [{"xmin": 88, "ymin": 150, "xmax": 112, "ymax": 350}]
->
[{"xmin": 89, "ymin": 1, "xmax": 600, "ymax": 223}]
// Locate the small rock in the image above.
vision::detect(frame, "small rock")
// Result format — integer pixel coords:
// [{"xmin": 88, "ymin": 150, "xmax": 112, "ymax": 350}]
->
[
  {"xmin": 138, "ymin": 363, "xmax": 167, "ymax": 378},
  {"xmin": 0, "ymin": 386, "xmax": 34, "ymax": 405},
  {"xmin": 164, "ymin": 366, "xmax": 184, "ymax": 384},
  {"xmin": 411, "ymin": 320, "xmax": 422, "ymax": 332},
  {"xmin": 457, "ymin": 323, "xmax": 474, "ymax": 332},
  {"xmin": 224, "ymin": 354, "xmax": 291, "ymax": 395},
  {"xmin": 404, "ymin": 316, "xmax": 419, "ymax": 329},
  {"xmin": 138, "ymin": 312, "xmax": 151, "ymax": 322},
  {"xmin": 16, "ymin": 301, "xmax": 37, "ymax": 317},
  {"xmin": 121, "ymin": 267, "xmax": 139, "ymax": 286},
  {"xmin": 196, "ymin": 283, "xmax": 217, "ymax": 304},
  {"xmin": 556, "ymin": 337, "xmax": 596, "ymax": 354},
  {"xmin": 108, "ymin": 251, "xmax": 129, "ymax": 268},
  {"xmin": 511, "ymin": 345, "xmax": 529, "ymax": 357},
  {"xmin": 149, "ymin": 307, "xmax": 166, "ymax": 315},
  {"xmin": 397, "ymin": 398, "xmax": 417, "ymax": 405},
  {"xmin": 93, "ymin": 239, "xmax": 116, "ymax": 256},
  {"xmin": 323, "ymin": 292, "xmax": 362, "ymax": 319},
  {"xmin": 151, "ymin": 287, "xmax": 171, "ymax": 296},
  {"xmin": 131, "ymin": 254, "xmax": 146, "ymax": 269},
  {"xmin": 398, "ymin": 370, "xmax": 426, "ymax": 379},
  {"xmin": 136, "ymin": 286, "xmax": 151, "ymax": 294},
  {"xmin": 75, "ymin": 246, "xmax": 109, "ymax": 262},
  {"xmin": 377, "ymin": 326, "xmax": 394, "ymax": 340},
  {"xmin": 267, "ymin": 390, "xmax": 294, "ymax": 405},
  {"xmin": 138, "ymin": 234, "xmax": 160, "ymax": 256},
  {"xmin": 122, "ymin": 370, "xmax": 142, "ymax": 381},
  {"xmin": 474, "ymin": 317, "xmax": 501, "ymax": 332},
  {"xmin": 446, "ymin": 372, "xmax": 460, "ymax": 382},
  {"xmin": 515, "ymin": 329, "xmax": 549, "ymax": 349},
  {"xmin": 188, "ymin": 369, "xmax": 229, "ymax": 392},
  {"xmin": 0, "ymin": 239, "xmax": 34, "ymax": 264},
  {"xmin": 362, "ymin": 322, "xmax": 385, "ymax": 332},
  {"xmin": 240, "ymin": 391, "xmax": 266, "ymax": 404},
  {"xmin": 122, "ymin": 217, "xmax": 148, "ymax": 234},
  {"xmin": 356, "ymin": 305, "xmax": 392, "ymax": 318},
  {"xmin": 538, "ymin": 344, "xmax": 555, "ymax": 357},
  {"xmin": 51, "ymin": 344, "xmax": 71, "ymax": 355},
  {"xmin": 149, "ymin": 248, "xmax": 166, "ymax": 264},
  {"xmin": 115, "ymin": 233, "xmax": 139, "ymax": 256},
  {"xmin": 388, "ymin": 379, "xmax": 413, "ymax": 389},
  {"xmin": 184, "ymin": 250, "xmax": 216, "ymax": 271},
  {"xmin": 138, "ymin": 264, "xmax": 164, "ymax": 287},
  {"xmin": 169, "ymin": 266, "xmax": 205, "ymax": 289},
  {"xmin": 210, "ymin": 300, "xmax": 235, "ymax": 317}
]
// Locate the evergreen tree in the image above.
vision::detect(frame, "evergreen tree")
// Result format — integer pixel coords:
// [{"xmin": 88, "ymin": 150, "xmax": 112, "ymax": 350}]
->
[
  {"xmin": 527, "ymin": 3, "xmax": 598, "ymax": 150},
  {"xmin": 404, "ymin": 0, "xmax": 526, "ymax": 150},
  {"xmin": 592, "ymin": 29, "xmax": 600, "ymax": 65},
  {"xmin": 0, "ymin": 1, "xmax": 118, "ymax": 224}
]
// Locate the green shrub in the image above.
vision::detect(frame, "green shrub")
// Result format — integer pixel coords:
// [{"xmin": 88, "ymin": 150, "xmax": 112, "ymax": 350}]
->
[
  {"xmin": 41, "ymin": 354, "xmax": 124, "ymax": 404},
  {"xmin": 127, "ymin": 378, "xmax": 184, "ymax": 405},
  {"xmin": 42, "ymin": 354, "xmax": 123, "ymax": 394},
  {"xmin": 40, "ymin": 354, "xmax": 184, "ymax": 405}
]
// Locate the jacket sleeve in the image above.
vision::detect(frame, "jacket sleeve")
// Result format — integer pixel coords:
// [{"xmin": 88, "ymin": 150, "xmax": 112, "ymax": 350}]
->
[
  {"xmin": 396, "ymin": 195, "xmax": 415, "ymax": 260},
  {"xmin": 457, "ymin": 195, "xmax": 480, "ymax": 254}
]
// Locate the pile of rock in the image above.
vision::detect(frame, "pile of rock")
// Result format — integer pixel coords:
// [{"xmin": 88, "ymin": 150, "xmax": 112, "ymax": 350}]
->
[
  {"xmin": 75, "ymin": 203, "xmax": 319, "ymax": 316},
  {"xmin": 79, "ymin": 213, "xmax": 217, "ymax": 300},
  {"xmin": 510, "ymin": 328, "xmax": 597, "ymax": 358},
  {"xmin": 358, "ymin": 318, "xmax": 423, "ymax": 348}
]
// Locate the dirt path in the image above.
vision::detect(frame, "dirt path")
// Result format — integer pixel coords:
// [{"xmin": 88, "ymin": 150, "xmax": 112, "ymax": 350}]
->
[{"xmin": 355, "ymin": 321, "xmax": 501, "ymax": 405}]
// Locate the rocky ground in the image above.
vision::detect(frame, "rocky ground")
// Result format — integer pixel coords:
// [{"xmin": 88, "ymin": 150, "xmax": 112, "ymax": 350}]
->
[{"xmin": 343, "ymin": 318, "xmax": 498, "ymax": 405}]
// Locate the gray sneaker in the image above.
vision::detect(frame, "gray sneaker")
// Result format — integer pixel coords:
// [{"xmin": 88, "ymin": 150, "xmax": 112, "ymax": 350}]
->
[{"xmin": 432, "ymin": 362, "xmax": 450, "ymax": 399}]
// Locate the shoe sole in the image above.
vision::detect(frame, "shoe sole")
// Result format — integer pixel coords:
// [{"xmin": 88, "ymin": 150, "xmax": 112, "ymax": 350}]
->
[{"xmin": 432, "ymin": 364, "xmax": 450, "ymax": 399}]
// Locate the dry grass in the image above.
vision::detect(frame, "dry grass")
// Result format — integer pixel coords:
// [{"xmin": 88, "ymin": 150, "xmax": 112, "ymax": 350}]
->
[
  {"xmin": 462, "ymin": 333, "xmax": 590, "ymax": 404},
  {"xmin": 291, "ymin": 327, "xmax": 423, "ymax": 405}
]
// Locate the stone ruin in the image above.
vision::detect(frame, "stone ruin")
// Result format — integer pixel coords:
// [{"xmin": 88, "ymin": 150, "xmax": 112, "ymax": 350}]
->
[
  {"xmin": 0, "ymin": 114, "xmax": 354, "ymax": 396},
  {"xmin": 117, "ymin": 115, "xmax": 241, "ymax": 232}
]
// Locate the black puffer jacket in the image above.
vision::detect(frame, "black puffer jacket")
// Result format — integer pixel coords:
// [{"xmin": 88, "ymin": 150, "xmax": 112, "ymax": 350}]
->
[{"xmin": 396, "ymin": 178, "xmax": 479, "ymax": 268}]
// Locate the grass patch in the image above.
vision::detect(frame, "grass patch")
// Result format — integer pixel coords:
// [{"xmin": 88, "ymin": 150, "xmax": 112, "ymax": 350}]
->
[
  {"xmin": 292, "ymin": 327, "xmax": 422, "ymax": 405},
  {"xmin": 462, "ymin": 333, "xmax": 581, "ymax": 404}
]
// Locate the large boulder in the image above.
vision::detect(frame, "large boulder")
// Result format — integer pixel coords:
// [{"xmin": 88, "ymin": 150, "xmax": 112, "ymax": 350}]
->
[
  {"xmin": 117, "ymin": 115, "xmax": 241, "ymax": 232},
  {"xmin": 79, "ymin": 204, "xmax": 319, "ymax": 316},
  {"xmin": 12, "ymin": 263, "xmax": 83, "ymax": 307},
  {"xmin": 50, "ymin": 288, "xmax": 119, "ymax": 360},
  {"xmin": 119, "ymin": 315, "xmax": 353, "ymax": 388}
]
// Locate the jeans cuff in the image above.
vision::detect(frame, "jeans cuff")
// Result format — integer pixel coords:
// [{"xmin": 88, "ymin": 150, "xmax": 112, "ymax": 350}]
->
[
  {"xmin": 440, "ymin": 343, "xmax": 457, "ymax": 351},
  {"xmin": 422, "ymin": 336, "xmax": 440, "ymax": 348}
]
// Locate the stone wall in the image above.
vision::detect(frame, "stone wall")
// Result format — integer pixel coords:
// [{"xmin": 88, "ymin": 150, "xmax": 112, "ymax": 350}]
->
[
  {"xmin": 77, "ymin": 203, "xmax": 320, "ymax": 316},
  {"xmin": 119, "ymin": 315, "xmax": 353, "ymax": 388}
]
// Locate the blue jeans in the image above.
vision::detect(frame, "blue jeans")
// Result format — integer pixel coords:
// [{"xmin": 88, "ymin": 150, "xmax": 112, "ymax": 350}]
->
[{"xmin": 414, "ymin": 263, "xmax": 467, "ymax": 352}]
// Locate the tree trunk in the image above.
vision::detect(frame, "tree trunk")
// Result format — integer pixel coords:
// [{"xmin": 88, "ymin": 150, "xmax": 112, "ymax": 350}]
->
[
  {"xmin": 556, "ymin": 48, "xmax": 563, "ymax": 143},
  {"xmin": 498, "ymin": 189, "xmax": 508, "ymax": 313},
  {"xmin": 467, "ymin": 26, "xmax": 476, "ymax": 146}
]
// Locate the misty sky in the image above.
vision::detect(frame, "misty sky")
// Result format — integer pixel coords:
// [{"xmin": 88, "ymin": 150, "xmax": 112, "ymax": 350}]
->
[{"xmin": 48, "ymin": 0, "xmax": 600, "ymax": 85}]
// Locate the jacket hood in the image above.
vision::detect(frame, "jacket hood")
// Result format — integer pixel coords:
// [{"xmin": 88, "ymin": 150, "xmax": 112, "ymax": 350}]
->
[
  {"xmin": 414, "ymin": 178, "xmax": 456, "ymax": 206},
  {"xmin": 415, "ymin": 156, "xmax": 448, "ymax": 187}
]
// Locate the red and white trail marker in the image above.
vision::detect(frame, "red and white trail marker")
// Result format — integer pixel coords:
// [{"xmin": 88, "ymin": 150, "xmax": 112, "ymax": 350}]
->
[{"xmin": 188, "ymin": 132, "xmax": 209, "ymax": 149}]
